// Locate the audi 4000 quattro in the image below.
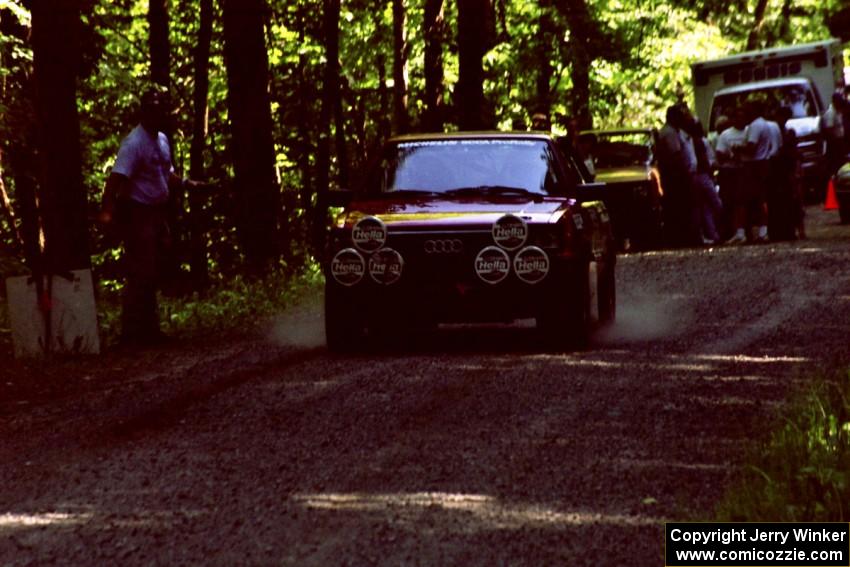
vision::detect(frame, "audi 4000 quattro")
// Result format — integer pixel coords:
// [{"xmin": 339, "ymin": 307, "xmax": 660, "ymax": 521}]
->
[{"xmin": 323, "ymin": 132, "xmax": 617, "ymax": 351}]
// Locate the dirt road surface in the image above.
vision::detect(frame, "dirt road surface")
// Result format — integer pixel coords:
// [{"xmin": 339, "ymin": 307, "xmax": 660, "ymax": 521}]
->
[{"xmin": 2, "ymin": 207, "xmax": 850, "ymax": 566}]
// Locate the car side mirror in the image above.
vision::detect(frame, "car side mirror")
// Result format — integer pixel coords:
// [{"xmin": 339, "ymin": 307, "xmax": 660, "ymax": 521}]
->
[{"xmin": 575, "ymin": 181, "xmax": 607, "ymax": 203}]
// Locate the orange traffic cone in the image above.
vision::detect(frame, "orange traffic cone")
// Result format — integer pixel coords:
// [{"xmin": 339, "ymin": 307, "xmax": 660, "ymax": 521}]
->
[{"xmin": 824, "ymin": 178, "xmax": 839, "ymax": 210}]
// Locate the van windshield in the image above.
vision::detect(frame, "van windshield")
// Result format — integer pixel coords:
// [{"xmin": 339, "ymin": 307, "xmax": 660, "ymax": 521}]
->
[{"xmin": 709, "ymin": 84, "xmax": 819, "ymax": 131}]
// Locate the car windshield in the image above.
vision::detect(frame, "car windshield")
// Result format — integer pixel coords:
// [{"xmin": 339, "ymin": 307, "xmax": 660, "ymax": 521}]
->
[
  {"xmin": 361, "ymin": 139, "xmax": 563, "ymax": 196},
  {"xmin": 710, "ymin": 84, "xmax": 819, "ymax": 131},
  {"xmin": 593, "ymin": 134, "xmax": 653, "ymax": 168}
]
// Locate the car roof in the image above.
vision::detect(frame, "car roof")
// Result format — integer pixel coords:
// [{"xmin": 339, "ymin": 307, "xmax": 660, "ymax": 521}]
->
[{"xmin": 388, "ymin": 131, "xmax": 554, "ymax": 143}]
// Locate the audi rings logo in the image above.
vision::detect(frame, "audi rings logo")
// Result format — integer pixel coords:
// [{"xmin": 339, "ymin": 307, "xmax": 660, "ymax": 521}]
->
[{"xmin": 424, "ymin": 239, "xmax": 463, "ymax": 254}]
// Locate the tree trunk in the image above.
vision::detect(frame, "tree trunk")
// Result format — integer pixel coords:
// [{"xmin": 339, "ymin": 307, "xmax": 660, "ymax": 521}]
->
[
  {"xmin": 222, "ymin": 0, "xmax": 279, "ymax": 271},
  {"xmin": 314, "ymin": 0, "xmax": 340, "ymax": 250},
  {"xmin": 557, "ymin": 0, "xmax": 594, "ymax": 130},
  {"xmin": 30, "ymin": 0, "xmax": 89, "ymax": 272},
  {"xmin": 392, "ymin": 0, "xmax": 409, "ymax": 134},
  {"xmin": 778, "ymin": 0, "xmax": 792, "ymax": 43},
  {"xmin": 373, "ymin": 3, "xmax": 391, "ymax": 143},
  {"xmin": 423, "ymin": 0, "xmax": 445, "ymax": 132},
  {"xmin": 746, "ymin": 0, "xmax": 771, "ymax": 50},
  {"xmin": 456, "ymin": 0, "xmax": 492, "ymax": 130},
  {"xmin": 535, "ymin": 0, "xmax": 554, "ymax": 121},
  {"xmin": 335, "ymin": 76, "xmax": 349, "ymax": 189},
  {"xmin": 188, "ymin": 0, "xmax": 212, "ymax": 288},
  {"xmin": 295, "ymin": 10, "xmax": 314, "ymax": 214},
  {"xmin": 148, "ymin": 0, "xmax": 170, "ymax": 88}
]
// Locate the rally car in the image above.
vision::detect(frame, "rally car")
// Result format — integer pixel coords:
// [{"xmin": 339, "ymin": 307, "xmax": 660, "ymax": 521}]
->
[{"xmin": 323, "ymin": 132, "xmax": 617, "ymax": 351}]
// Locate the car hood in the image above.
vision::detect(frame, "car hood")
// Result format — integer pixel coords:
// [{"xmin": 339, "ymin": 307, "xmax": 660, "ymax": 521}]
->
[
  {"xmin": 594, "ymin": 166, "xmax": 650, "ymax": 184},
  {"xmin": 336, "ymin": 197, "xmax": 572, "ymax": 229}
]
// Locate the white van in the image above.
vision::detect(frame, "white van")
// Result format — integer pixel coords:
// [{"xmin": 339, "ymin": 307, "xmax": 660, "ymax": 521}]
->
[{"xmin": 692, "ymin": 40, "xmax": 844, "ymax": 190}]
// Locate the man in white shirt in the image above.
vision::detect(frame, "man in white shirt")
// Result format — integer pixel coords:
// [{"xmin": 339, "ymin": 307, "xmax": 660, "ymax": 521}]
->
[
  {"xmin": 657, "ymin": 105, "xmax": 700, "ymax": 246},
  {"xmin": 99, "ymin": 89, "xmax": 201, "ymax": 345},
  {"xmin": 739, "ymin": 101, "xmax": 772, "ymax": 243},
  {"xmin": 715, "ymin": 108, "xmax": 748, "ymax": 243}
]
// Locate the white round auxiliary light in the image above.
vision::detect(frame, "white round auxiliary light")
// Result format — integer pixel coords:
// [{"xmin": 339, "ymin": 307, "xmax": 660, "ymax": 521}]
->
[
  {"xmin": 330, "ymin": 248, "xmax": 366, "ymax": 287},
  {"xmin": 352, "ymin": 216, "xmax": 387, "ymax": 253},
  {"xmin": 492, "ymin": 213, "xmax": 528, "ymax": 251},
  {"xmin": 368, "ymin": 248, "xmax": 404, "ymax": 285},
  {"xmin": 513, "ymin": 246, "xmax": 550, "ymax": 284},
  {"xmin": 474, "ymin": 246, "xmax": 511, "ymax": 285}
]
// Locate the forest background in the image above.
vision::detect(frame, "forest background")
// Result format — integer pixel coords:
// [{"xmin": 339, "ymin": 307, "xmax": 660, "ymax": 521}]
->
[{"xmin": 0, "ymin": 0, "xmax": 845, "ymax": 300}]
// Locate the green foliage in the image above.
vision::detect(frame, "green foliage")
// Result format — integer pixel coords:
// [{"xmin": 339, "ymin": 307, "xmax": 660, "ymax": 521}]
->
[
  {"xmin": 97, "ymin": 262, "xmax": 324, "ymax": 344},
  {"xmin": 717, "ymin": 370, "xmax": 850, "ymax": 522}
]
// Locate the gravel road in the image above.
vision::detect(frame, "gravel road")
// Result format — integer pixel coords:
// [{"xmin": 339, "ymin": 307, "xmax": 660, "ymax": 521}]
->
[{"xmin": 2, "ymin": 207, "xmax": 850, "ymax": 566}]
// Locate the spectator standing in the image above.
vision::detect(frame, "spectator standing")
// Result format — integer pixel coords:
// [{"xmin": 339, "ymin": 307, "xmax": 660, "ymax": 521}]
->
[
  {"xmin": 715, "ymin": 108, "xmax": 749, "ymax": 244},
  {"xmin": 774, "ymin": 106, "xmax": 806, "ymax": 239},
  {"xmin": 577, "ymin": 133, "xmax": 598, "ymax": 180},
  {"xmin": 99, "ymin": 89, "xmax": 203, "ymax": 345},
  {"xmin": 823, "ymin": 90, "xmax": 849, "ymax": 180},
  {"xmin": 685, "ymin": 117, "xmax": 722, "ymax": 244},
  {"xmin": 563, "ymin": 117, "xmax": 595, "ymax": 181},
  {"xmin": 530, "ymin": 112, "xmax": 550, "ymax": 131},
  {"xmin": 740, "ymin": 101, "xmax": 772, "ymax": 243},
  {"xmin": 657, "ymin": 105, "xmax": 700, "ymax": 247}
]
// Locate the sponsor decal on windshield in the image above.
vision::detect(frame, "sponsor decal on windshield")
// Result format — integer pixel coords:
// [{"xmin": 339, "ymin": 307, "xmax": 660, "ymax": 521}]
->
[
  {"xmin": 368, "ymin": 248, "xmax": 404, "ymax": 285},
  {"xmin": 475, "ymin": 246, "xmax": 511, "ymax": 285},
  {"xmin": 492, "ymin": 214, "xmax": 528, "ymax": 250},
  {"xmin": 331, "ymin": 248, "xmax": 366, "ymax": 287},
  {"xmin": 513, "ymin": 246, "xmax": 550, "ymax": 284},
  {"xmin": 398, "ymin": 140, "xmax": 538, "ymax": 148},
  {"xmin": 352, "ymin": 216, "xmax": 387, "ymax": 253}
]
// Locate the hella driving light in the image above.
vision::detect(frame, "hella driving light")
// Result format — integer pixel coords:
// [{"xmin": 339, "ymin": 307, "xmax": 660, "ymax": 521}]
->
[
  {"xmin": 474, "ymin": 246, "xmax": 511, "ymax": 285},
  {"xmin": 513, "ymin": 246, "xmax": 550, "ymax": 284},
  {"xmin": 492, "ymin": 214, "xmax": 528, "ymax": 251},
  {"xmin": 331, "ymin": 248, "xmax": 366, "ymax": 286},
  {"xmin": 368, "ymin": 248, "xmax": 404, "ymax": 285},
  {"xmin": 352, "ymin": 216, "xmax": 387, "ymax": 253}
]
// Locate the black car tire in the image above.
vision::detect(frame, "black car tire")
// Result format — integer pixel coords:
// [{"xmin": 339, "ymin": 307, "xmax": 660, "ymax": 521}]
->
[
  {"xmin": 325, "ymin": 281, "xmax": 365, "ymax": 353},
  {"xmin": 598, "ymin": 255, "xmax": 616, "ymax": 326},
  {"xmin": 537, "ymin": 260, "xmax": 591, "ymax": 351}
]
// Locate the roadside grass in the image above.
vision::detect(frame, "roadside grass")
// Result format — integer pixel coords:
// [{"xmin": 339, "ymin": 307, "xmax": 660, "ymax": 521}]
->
[
  {"xmin": 0, "ymin": 263, "xmax": 324, "ymax": 353},
  {"xmin": 97, "ymin": 263, "xmax": 325, "ymax": 345},
  {"xmin": 716, "ymin": 369, "xmax": 850, "ymax": 522}
]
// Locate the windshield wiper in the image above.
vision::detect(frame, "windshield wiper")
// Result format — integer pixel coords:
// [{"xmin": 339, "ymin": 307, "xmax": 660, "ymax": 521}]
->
[
  {"xmin": 371, "ymin": 189, "xmax": 443, "ymax": 199},
  {"xmin": 444, "ymin": 185, "xmax": 546, "ymax": 202}
]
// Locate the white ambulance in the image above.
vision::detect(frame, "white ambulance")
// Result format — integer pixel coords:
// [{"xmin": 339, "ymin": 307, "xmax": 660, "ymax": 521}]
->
[{"xmin": 691, "ymin": 39, "xmax": 844, "ymax": 190}]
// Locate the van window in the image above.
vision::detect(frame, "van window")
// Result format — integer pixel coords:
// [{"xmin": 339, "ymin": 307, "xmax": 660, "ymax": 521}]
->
[{"xmin": 709, "ymin": 84, "xmax": 819, "ymax": 131}]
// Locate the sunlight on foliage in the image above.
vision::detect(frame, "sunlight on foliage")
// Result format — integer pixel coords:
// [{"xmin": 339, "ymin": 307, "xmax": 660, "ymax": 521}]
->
[
  {"xmin": 716, "ymin": 370, "xmax": 850, "ymax": 522},
  {"xmin": 96, "ymin": 262, "xmax": 324, "ymax": 345}
]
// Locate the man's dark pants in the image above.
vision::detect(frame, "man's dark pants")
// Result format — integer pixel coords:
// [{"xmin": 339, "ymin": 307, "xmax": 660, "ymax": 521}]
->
[{"xmin": 120, "ymin": 200, "xmax": 169, "ymax": 342}]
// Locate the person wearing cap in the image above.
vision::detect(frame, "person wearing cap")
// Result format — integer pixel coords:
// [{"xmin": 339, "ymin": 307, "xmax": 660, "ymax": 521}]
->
[
  {"xmin": 530, "ymin": 112, "xmax": 550, "ymax": 131},
  {"xmin": 99, "ymin": 89, "xmax": 201, "ymax": 345}
]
